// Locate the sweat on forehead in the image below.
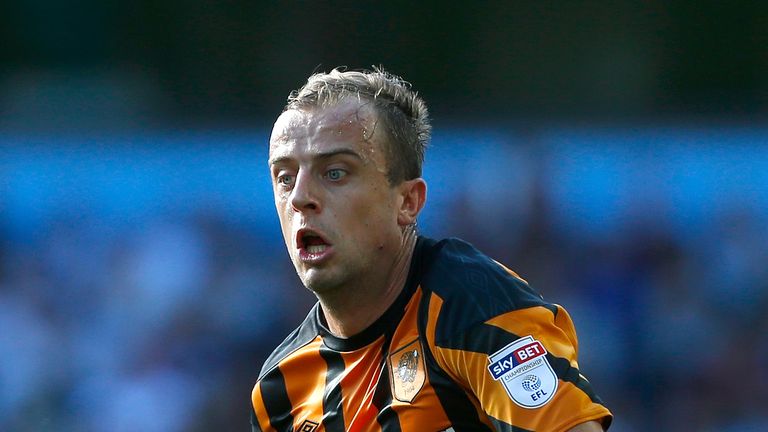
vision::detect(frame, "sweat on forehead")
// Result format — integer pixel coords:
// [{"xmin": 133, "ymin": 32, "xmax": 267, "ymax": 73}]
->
[{"xmin": 270, "ymin": 98, "xmax": 384, "ymax": 146}]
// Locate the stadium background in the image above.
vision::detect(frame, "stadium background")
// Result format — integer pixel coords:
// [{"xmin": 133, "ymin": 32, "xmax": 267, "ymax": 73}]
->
[{"xmin": 1, "ymin": 2, "xmax": 767, "ymax": 431}]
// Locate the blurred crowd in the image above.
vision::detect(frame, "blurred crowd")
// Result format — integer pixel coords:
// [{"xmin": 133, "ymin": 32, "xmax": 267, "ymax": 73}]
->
[{"xmin": 1, "ymin": 130, "xmax": 766, "ymax": 431}]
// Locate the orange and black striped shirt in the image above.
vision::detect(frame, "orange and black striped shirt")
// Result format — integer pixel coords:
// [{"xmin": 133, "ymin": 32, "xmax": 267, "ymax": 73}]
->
[{"xmin": 251, "ymin": 236, "xmax": 612, "ymax": 431}]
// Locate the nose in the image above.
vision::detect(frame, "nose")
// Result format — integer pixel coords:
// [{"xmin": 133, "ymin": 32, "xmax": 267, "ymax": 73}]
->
[{"xmin": 290, "ymin": 170, "xmax": 320, "ymax": 213}]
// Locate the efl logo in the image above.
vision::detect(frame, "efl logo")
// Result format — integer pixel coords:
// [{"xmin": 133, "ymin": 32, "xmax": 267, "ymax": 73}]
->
[{"xmin": 487, "ymin": 336, "xmax": 558, "ymax": 409}]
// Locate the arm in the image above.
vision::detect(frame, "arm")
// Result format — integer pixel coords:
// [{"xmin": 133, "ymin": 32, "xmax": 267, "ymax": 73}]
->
[{"xmin": 429, "ymin": 303, "xmax": 612, "ymax": 431}]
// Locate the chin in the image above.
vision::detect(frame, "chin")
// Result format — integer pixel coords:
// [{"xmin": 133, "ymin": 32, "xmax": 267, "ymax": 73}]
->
[{"xmin": 300, "ymin": 270, "xmax": 342, "ymax": 294}]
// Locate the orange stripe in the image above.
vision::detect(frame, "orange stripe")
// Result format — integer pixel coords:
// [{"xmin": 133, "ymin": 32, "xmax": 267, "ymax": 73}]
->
[
  {"xmin": 280, "ymin": 336, "xmax": 326, "ymax": 429},
  {"xmin": 391, "ymin": 289, "xmax": 452, "ymax": 429},
  {"xmin": 390, "ymin": 287, "xmax": 423, "ymax": 353},
  {"xmin": 339, "ymin": 338, "xmax": 385, "ymax": 432},
  {"xmin": 251, "ymin": 383, "xmax": 273, "ymax": 431},
  {"xmin": 554, "ymin": 304, "xmax": 580, "ymax": 358},
  {"xmin": 485, "ymin": 305, "xmax": 580, "ymax": 367},
  {"xmin": 433, "ymin": 347, "xmax": 511, "ymax": 419},
  {"xmin": 423, "ymin": 291, "xmax": 443, "ymax": 355}
]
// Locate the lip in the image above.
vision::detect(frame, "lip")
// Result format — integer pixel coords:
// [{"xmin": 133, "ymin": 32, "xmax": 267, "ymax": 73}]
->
[{"xmin": 295, "ymin": 228, "xmax": 334, "ymax": 265}]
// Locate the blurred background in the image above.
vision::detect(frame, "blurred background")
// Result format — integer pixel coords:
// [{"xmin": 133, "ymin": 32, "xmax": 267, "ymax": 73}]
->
[{"xmin": 1, "ymin": 2, "xmax": 767, "ymax": 431}]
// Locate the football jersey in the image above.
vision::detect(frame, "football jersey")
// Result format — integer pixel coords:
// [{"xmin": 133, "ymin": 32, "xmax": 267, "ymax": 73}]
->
[{"xmin": 251, "ymin": 236, "xmax": 612, "ymax": 431}]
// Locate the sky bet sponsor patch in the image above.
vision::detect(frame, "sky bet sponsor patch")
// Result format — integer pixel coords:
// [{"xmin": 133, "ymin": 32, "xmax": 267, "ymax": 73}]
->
[{"xmin": 487, "ymin": 336, "xmax": 558, "ymax": 408}]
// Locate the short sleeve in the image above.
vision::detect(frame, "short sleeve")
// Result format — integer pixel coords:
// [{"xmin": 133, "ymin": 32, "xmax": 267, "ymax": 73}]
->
[{"xmin": 431, "ymin": 304, "xmax": 613, "ymax": 432}]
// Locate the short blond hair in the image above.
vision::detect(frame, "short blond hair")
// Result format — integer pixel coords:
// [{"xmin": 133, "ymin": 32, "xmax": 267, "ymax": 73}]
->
[{"xmin": 284, "ymin": 67, "xmax": 431, "ymax": 184}]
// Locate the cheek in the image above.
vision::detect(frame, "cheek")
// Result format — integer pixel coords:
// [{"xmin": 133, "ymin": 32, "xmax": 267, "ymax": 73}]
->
[
  {"xmin": 274, "ymin": 192, "xmax": 292, "ymax": 215},
  {"xmin": 347, "ymin": 190, "xmax": 399, "ymax": 236},
  {"xmin": 275, "ymin": 201, "xmax": 294, "ymax": 237}
]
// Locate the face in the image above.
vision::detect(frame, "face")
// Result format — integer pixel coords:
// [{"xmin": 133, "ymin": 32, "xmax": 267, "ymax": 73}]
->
[{"xmin": 268, "ymin": 99, "xmax": 408, "ymax": 294}]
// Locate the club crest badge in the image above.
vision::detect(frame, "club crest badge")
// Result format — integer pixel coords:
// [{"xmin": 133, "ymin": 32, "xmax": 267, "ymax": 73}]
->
[
  {"xmin": 389, "ymin": 338, "xmax": 426, "ymax": 402},
  {"xmin": 487, "ymin": 335, "xmax": 558, "ymax": 408}
]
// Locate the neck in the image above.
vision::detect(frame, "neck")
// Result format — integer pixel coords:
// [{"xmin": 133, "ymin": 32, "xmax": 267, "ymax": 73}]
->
[{"xmin": 320, "ymin": 226, "xmax": 418, "ymax": 338}]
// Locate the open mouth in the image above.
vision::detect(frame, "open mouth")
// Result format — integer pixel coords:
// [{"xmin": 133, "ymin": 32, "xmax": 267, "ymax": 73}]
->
[
  {"xmin": 302, "ymin": 234, "xmax": 329, "ymax": 253},
  {"xmin": 297, "ymin": 229, "xmax": 332, "ymax": 257}
]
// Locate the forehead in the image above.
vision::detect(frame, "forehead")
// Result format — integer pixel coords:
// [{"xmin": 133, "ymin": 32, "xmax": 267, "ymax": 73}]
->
[{"xmin": 269, "ymin": 99, "xmax": 384, "ymax": 159}]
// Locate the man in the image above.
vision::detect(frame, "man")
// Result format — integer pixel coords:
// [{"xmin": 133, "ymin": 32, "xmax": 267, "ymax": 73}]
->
[{"xmin": 252, "ymin": 68, "xmax": 612, "ymax": 432}]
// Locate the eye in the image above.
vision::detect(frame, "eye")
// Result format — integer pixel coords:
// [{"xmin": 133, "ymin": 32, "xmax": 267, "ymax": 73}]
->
[
  {"xmin": 276, "ymin": 173, "xmax": 295, "ymax": 187},
  {"xmin": 325, "ymin": 168, "xmax": 347, "ymax": 181}
]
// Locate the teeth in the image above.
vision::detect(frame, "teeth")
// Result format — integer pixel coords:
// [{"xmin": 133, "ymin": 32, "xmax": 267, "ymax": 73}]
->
[{"xmin": 306, "ymin": 245, "xmax": 327, "ymax": 254}]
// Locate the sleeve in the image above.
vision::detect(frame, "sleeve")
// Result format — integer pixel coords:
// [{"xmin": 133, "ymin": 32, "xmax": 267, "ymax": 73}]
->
[
  {"xmin": 430, "ymin": 304, "xmax": 613, "ymax": 432},
  {"xmin": 251, "ymin": 381, "xmax": 272, "ymax": 432}
]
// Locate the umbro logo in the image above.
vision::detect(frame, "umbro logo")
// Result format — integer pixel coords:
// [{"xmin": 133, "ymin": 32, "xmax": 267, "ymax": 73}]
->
[{"xmin": 299, "ymin": 420, "xmax": 319, "ymax": 432}]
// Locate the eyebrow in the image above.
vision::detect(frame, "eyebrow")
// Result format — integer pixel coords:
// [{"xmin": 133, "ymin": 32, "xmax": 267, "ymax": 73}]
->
[{"xmin": 268, "ymin": 148, "xmax": 363, "ymax": 166}]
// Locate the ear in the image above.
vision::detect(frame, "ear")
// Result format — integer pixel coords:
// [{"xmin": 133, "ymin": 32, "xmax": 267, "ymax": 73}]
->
[{"xmin": 397, "ymin": 178, "xmax": 427, "ymax": 226}]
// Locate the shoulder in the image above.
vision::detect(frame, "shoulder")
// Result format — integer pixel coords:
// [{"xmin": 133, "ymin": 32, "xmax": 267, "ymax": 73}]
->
[
  {"xmin": 418, "ymin": 236, "xmax": 556, "ymax": 342},
  {"xmin": 258, "ymin": 304, "xmax": 320, "ymax": 380}
]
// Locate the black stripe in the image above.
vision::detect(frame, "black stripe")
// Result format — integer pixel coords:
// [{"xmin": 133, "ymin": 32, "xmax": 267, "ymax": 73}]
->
[
  {"xmin": 373, "ymin": 359, "xmax": 402, "ymax": 432},
  {"xmin": 419, "ymin": 292, "xmax": 492, "ymax": 431},
  {"xmin": 418, "ymin": 236, "xmax": 556, "ymax": 342},
  {"xmin": 374, "ymin": 333, "xmax": 402, "ymax": 432},
  {"xmin": 442, "ymin": 322, "xmax": 518, "ymax": 354},
  {"xmin": 441, "ymin": 322, "xmax": 605, "ymax": 405},
  {"xmin": 425, "ymin": 360, "xmax": 494, "ymax": 431},
  {"xmin": 489, "ymin": 415, "xmax": 535, "ymax": 432},
  {"xmin": 259, "ymin": 368, "xmax": 294, "ymax": 432},
  {"xmin": 546, "ymin": 354, "xmax": 605, "ymax": 406},
  {"xmin": 319, "ymin": 345, "xmax": 346, "ymax": 432}
]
